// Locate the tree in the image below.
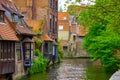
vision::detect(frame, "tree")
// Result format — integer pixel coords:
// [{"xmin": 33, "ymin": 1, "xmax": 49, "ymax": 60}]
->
[
  {"xmin": 59, "ymin": 6, "xmax": 63, "ymax": 12},
  {"xmin": 77, "ymin": 0, "xmax": 120, "ymax": 69}
]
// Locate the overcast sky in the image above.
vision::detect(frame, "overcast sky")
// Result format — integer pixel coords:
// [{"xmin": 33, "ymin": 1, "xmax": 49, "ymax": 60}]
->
[
  {"xmin": 58, "ymin": 0, "xmax": 95, "ymax": 12},
  {"xmin": 58, "ymin": 0, "xmax": 76, "ymax": 12}
]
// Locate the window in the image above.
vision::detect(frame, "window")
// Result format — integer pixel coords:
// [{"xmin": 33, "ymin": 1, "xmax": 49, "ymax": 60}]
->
[
  {"xmin": 63, "ymin": 17, "xmax": 67, "ymax": 20},
  {"xmin": 5, "ymin": 10, "xmax": 11, "ymax": 20},
  {"xmin": 63, "ymin": 46, "xmax": 68, "ymax": 51},
  {"xmin": 14, "ymin": 15, "xmax": 23, "ymax": 26},
  {"xmin": 53, "ymin": 16, "xmax": 55, "ymax": 33},
  {"xmin": 18, "ymin": 17, "xmax": 22, "ymax": 26},
  {"xmin": 16, "ymin": 43, "xmax": 21, "ymax": 60},
  {"xmin": 59, "ymin": 25, "xmax": 64, "ymax": 30},
  {"xmin": 50, "ymin": 0, "xmax": 53, "ymax": 8},
  {"xmin": 14, "ymin": 15, "xmax": 18, "ymax": 22},
  {"xmin": 0, "ymin": 11, "xmax": 4, "ymax": 23},
  {"xmin": 11, "ymin": 14, "xmax": 15, "ymax": 22},
  {"xmin": 73, "ymin": 35, "xmax": 76, "ymax": 41},
  {"xmin": 55, "ymin": 1, "xmax": 58, "ymax": 12},
  {"xmin": 50, "ymin": 15, "xmax": 52, "ymax": 32},
  {"xmin": 24, "ymin": 42, "xmax": 33, "ymax": 60},
  {"xmin": 22, "ymin": 13, "xmax": 27, "ymax": 20},
  {"xmin": 44, "ymin": 42, "xmax": 48, "ymax": 53},
  {"xmin": 0, "ymin": 41, "xmax": 15, "ymax": 60},
  {"xmin": 25, "ymin": 43, "xmax": 30, "ymax": 60}
]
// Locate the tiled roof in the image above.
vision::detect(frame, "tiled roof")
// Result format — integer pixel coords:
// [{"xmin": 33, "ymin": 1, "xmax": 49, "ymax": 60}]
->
[
  {"xmin": 78, "ymin": 26, "xmax": 88, "ymax": 36},
  {"xmin": 0, "ymin": 23, "xmax": 18, "ymax": 41},
  {"xmin": 43, "ymin": 35, "xmax": 53, "ymax": 41},
  {"xmin": 60, "ymin": 40, "xmax": 69, "ymax": 46},
  {"xmin": 0, "ymin": 0, "xmax": 23, "ymax": 16},
  {"xmin": 58, "ymin": 12, "xmax": 69, "ymax": 21},
  {"xmin": 58, "ymin": 21, "xmax": 69, "ymax": 31},
  {"xmin": 0, "ymin": 0, "xmax": 34, "ymax": 41},
  {"xmin": 17, "ymin": 27, "xmax": 35, "ymax": 35}
]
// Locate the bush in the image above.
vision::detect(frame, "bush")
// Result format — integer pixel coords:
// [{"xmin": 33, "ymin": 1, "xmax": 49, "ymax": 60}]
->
[
  {"xmin": 36, "ymin": 38, "xmax": 42, "ymax": 48},
  {"xmin": 28, "ymin": 50, "xmax": 48, "ymax": 75},
  {"xmin": 58, "ymin": 48, "xmax": 64, "ymax": 63},
  {"xmin": 35, "ymin": 49, "xmax": 40, "ymax": 56}
]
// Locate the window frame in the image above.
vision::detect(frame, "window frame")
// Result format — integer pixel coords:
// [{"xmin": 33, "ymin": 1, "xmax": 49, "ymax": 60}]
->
[
  {"xmin": 16, "ymin": 42, "xmax": 22, "ymax": 61},
  {"xmin": 63, "ymin": 46, "xmax": 68, "ymax": 51},
  {"xmin": 59, "ymin": 25, "xmax": 64, "ymax": 30},
  {"xmin": 23, "ymin": 42, "xmax": 33, "ymax": 61},
  {"xmin": 0, "ymin": 41, "xmax": 15, "ymax": 61},
  {"xmin": 0, "ymin": 11, "xmax": 5, "ymax": 23}
]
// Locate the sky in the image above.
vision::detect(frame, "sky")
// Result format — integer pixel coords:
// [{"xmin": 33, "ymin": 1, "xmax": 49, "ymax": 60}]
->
[
  {"xmin": 58, "ymin": 0, "xmax": 77, "ymax": 12},
  {"xmin": 58, "ymin": 0, "xmax": 95, "ymax": 12}
]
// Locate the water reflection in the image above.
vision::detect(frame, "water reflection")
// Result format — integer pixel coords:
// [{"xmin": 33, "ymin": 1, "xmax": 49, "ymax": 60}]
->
[{"xmin": 25, "ymin": 59, "xmax": 115, "ymax": 80}]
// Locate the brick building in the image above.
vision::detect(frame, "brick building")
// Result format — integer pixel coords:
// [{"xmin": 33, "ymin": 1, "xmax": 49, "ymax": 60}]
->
[
  {"xmin": 13, "ymin": 0, "xmax": 58, "ymax": 62},
  {"xmin": 58, "ymin": 12, "xmax": 70, "ymax": 51}
]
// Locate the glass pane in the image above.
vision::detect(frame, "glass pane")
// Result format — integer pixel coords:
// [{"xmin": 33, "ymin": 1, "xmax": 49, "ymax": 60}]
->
[
  {"xmin": 31, "ymin": 50, "xmax": 33, "ymax": 59},
  {"xmin": 25, "ymin": 43, "xmax": 30, "ymax": 49},
  {"xmin": 0, "ymin": 12, "xmax": 4, "ymax": 22},
  {"xmin": 31, "ymin": 43, "xmax": 34, "ymax": 49},
  {"xmin": 14, "ymin": 15, "xmax": 18, "ymax": 22},
  {"xmin": 25, "ymin": 50, "xmax": 30, "ymax": 60},
  {"xmin": 1, "ymin": 42, "xmax": 3, "ymax": 59},
  {"xmin": 4, "ymin": 42, "xmax": 7, "ymax": 59},
  {"xmin": 16, "ymin": 43, "xmax": 21, "ymax": 60},
  {"xmin": 11, "ymin": 43, "xmax": 14, "ymax": 59},
  {"xmin": 18, "ymin": 18, "xmax": 22, "ymax": 26},
  {"xmin": 5, "ymin": 10, "xmax": 11, "ymax": 20}
]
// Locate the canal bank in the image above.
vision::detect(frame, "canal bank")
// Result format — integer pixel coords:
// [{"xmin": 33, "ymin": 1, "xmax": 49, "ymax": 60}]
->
[
  {"xmin": 109, "ymin": 70, "xmax": 120, "ymax": 80},
  {"xmin": 18, "ymin": 58, "xmax": 115, "ymax": 80}
]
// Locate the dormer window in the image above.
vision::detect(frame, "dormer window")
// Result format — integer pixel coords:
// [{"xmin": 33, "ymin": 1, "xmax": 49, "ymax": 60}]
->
[
  {"xmin": 18, "ymin": 17, "xmax": 22, "ymax": 26},
  {"xmin": 14, "ymin": 15, "xmax": 18, "ymax": 22},
  {"xmin": 0, "ymin": 11, "xmax": 4, "ymax": 23},
  {"xmin": 5, "ymin": 10, "xmax": 11, "ymax": 20},
  {"xmin": 13, "ymin": 14, "xmax": 23, "ymax": 26}
]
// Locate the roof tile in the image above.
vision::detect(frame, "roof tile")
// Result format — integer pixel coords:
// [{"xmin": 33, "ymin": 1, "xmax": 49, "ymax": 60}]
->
[
  {"xmin": 0, "ymin": 23, "xmax": 18, "ymax": 41},
  {"xmin": 58, "ymin": 12, "xmax": 69, "ymax": 21},
  {"xmin": 43, "ymin": 35, "xmax": 53, "ymax": 41}
]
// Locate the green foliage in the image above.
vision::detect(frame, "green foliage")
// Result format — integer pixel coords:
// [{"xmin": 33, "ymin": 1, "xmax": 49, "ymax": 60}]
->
[
  {"xmin": 59, "ymin": 6, "xmax": 63, "ymax": 12},
  {"xmin": 57, "ymin": 40, "xmax": 64, "ymax": 63},
  {"xmin": 28, "ymin": 50, "xmax": 48, "ymax": 75},
  {"xmin": 35, "ymin": 49, "xmax": 42, "ymax": 56},
  {"xmin": 76, "ymin": 0, "xmax": 81, "ymax": 2},
  {"xmin": 78, "ymin": 0, "xmax": 120, "ymax": 69},
  {"xmin": 35, "ymin": 38, "xmax": 42, "ymax": 48}
]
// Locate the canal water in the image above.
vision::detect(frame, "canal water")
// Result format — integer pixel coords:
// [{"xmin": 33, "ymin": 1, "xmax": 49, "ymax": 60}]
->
[{"xmin": 21, "ymin": 59, "xmax": 115, "ymax": 80}]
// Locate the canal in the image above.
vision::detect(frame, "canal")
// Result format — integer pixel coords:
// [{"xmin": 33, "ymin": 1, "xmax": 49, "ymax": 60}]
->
[{"xmin": 21, "ymin": 59, "xmax": 115, "ymax": 80}]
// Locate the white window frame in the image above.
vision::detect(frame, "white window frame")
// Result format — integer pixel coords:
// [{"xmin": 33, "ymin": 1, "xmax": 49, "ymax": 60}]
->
[
  {"xmin": 59, "ymin": 25, "xmax": 64, "ymax": 30},
  {"xmin": 63, "ymin": 17, "xmax": 67, "ymax": 20}
]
